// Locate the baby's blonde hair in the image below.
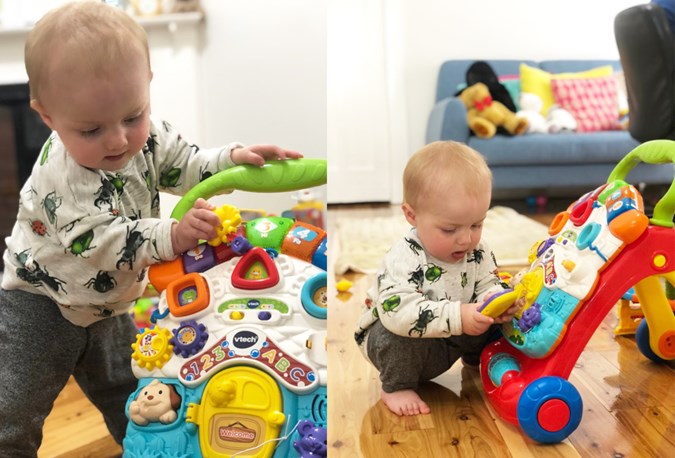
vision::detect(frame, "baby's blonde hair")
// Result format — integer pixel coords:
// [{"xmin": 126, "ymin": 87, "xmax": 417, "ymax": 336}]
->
[
  {"xmin": 25, "ymin": 1, "xmax": 150, "ymax": 101},
  {"xmin": 403, "ymin": 141, "xmax": 492, "ymax": 210}
]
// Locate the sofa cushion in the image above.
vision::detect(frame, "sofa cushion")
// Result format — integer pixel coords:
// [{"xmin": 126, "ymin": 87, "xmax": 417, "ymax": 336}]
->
[
  {"xmin": 519, "ymin": 63, "xmax": 614, "ymax": 115},
  {"xmin": 551, "ymin": 75, "xmax": 620, "ymax": 132},
  {"xmin": 469, "ymin": 131, "xmax": 639, "ymax": 166}
]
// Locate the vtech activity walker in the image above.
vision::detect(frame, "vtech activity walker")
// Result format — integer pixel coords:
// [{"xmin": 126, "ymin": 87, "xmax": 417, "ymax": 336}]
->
[
  {"xmin": 478, "ymin": 140, "xmax": 675, "ymax": 443},
  {"xmin": 122, "ymin": 159, "xmax": 328, "ymax": 458}
]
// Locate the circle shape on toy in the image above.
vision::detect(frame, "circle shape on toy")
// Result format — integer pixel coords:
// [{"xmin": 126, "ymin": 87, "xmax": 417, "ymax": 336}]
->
[
  {"xmin": 576, "ymin": 222, "xmax": 601, "ymax": 250},
  {"xmin": 536, "ymin": 238, "xmax": 555, "ymax": 258},
  {"xmin": 517, "ymin": 376, "xmax": 582, "ymax": 443},
  {"xmin": 569, "ymin": 199, "xmax": 594, "ymax": 226},
  {"xmin": 636, "ymin": 319, "xmax": 668, "ymax": 363},
  {"xmin": 301, "ymin": 272, "xmax": 327, "ymax": 319},
  {"xmin": 548, "ymin": 211, "xmax": 569, "ymax": 236}
]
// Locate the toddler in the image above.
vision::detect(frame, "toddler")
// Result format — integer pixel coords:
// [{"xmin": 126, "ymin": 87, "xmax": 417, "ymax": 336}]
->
[
  {"xmin": 354, "ymin": 141, "xmax": 517, "ymax": 417},
  {"xmin": 0, "ymin": 2, "xmax": 301, "ymax": 455}
]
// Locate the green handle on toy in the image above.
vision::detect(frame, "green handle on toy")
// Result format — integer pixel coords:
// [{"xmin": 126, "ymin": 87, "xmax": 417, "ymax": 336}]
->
[
  {"xmin": 607, "ymin": 140, "xmax": 675, "ymax": 228},
  {"xmin": 170, "ymin": 158, "xmax": 327, "ymax": 220}
]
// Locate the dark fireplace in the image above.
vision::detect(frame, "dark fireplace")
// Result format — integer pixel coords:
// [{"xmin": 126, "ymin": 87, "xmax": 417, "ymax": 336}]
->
[{"xmin": 0, "ymin": 83, "xmax": 51, "ymax": 269}]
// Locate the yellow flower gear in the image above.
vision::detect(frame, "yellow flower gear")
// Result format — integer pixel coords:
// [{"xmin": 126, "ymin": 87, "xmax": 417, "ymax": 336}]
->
[
  {"xmin": 208, "ymin": 204, "xmax": 242, "ymax": 247},
  {"xmin": 131, "ymin": 326, "xmax": 174, "ymax": 369}
]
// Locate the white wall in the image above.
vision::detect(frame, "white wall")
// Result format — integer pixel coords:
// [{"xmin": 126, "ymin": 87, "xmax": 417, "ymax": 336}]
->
[{"xmin": 160, "ymin": 0, "xmax": 327, "ymax": 217}]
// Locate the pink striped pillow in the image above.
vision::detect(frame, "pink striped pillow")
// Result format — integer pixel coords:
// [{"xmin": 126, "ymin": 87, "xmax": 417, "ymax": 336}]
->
[{"xmin": 551, "ymin": 76, "xmax": 620, "ymax": 132}]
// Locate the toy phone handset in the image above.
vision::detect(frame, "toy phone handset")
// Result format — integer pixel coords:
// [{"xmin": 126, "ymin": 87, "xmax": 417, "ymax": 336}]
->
[
  {"xmin": 170, "ymin": 159, "xmax": 327, "ymax": 220},
  {"xmin": 607, "ymin": 139, "xmax": 675, "ymax": 228}
]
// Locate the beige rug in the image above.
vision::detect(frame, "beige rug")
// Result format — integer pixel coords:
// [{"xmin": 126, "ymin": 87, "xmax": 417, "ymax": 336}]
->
[{"xmin": 334, "ymin": 206, "xmax": 550, "ymax": 274}]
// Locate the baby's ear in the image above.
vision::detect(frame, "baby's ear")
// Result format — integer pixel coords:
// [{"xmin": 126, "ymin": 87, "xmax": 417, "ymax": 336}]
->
[
  {"xmin": 30, "ymin": 99, "xmax": 54, "ymax": 130},
  {"xmin": 401, "ymin": 203, "xmax": 417, "ymax": 227}
]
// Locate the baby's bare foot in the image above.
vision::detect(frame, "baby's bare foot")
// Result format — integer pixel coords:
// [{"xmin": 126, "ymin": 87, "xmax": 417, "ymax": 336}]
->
[{"xmin": 381, "ymin": 389, "xmax": 431, "ymax": 416}]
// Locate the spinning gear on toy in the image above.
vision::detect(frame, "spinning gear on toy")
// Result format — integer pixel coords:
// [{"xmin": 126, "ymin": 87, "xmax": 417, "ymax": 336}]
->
[{"xmin": 208, "ymin": 204, "xmax": 242, "ymax": 247}]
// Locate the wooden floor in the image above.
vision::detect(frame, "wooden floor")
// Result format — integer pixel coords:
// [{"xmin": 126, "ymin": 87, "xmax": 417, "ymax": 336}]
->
[
  {"xmin": 327, "ymin": 203, "xmax": 675, "ymax": 458},
  {"xmin": 39, "ymin": 377, "xmax": 121, "ymax": 457}
]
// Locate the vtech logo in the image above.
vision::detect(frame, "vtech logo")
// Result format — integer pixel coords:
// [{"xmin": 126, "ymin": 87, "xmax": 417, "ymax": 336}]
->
[{"xmin": 232, "ymin": 330, "xmax": 259, "ymax": 349}]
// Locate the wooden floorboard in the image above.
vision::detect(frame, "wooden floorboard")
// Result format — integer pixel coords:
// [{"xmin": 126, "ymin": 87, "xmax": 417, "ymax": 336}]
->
[{"xmin": 39, "ymin": 377, "xmax": 121, "ymax": 457}]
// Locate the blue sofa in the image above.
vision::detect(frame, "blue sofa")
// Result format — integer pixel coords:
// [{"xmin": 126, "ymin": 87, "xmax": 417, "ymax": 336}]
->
[{"xmin": 426, "ymin": 59, "xmax": 673, "ymax": 196}]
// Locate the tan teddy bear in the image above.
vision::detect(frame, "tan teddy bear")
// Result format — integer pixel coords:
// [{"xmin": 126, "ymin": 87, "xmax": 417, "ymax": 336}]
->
[{"xmin": 458, "ymin": 82, "xmax": 529, "ymax": 138}]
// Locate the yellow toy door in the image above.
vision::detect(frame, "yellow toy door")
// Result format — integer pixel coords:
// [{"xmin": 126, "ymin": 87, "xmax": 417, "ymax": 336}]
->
[{"xmin": 197, "ymin": 366, "xmax": 285, "ymax": 457}]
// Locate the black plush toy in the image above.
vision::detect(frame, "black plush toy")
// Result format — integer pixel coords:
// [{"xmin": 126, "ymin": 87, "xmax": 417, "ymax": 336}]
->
[{"xmin": 464, "ymin": 61, "xmax": 517, "ymax": 113}]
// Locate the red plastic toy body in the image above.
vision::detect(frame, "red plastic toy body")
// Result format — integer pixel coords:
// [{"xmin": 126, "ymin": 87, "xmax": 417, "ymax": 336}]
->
[{"xmin": 479, "ymin": 140, "xmax": 675, "ymax": 443}]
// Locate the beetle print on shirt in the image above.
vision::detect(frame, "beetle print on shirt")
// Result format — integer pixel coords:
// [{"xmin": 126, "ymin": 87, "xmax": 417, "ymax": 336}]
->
[
  {"xmin": 116, "ymin": 222, "xmax": 149, "ymax": 270},
  {"xmin": 408, "ymin": 304, "xmax": 438, "ymax": 337},
  {"xmin": 467, "ymin": 248, "xmax": 485, "ymax": 264},
  {"xmin": 41, "ymin": 191, "xmax": 62, "ymax": 226},
  {"xmin": 106, "ymin": 172, "xmax": 127, "ymax": 197},
  {"xmin": 405, "ymin": 237, "xmax": 423, "ymax": 256},
  {"xmin": 16, "ymin": 260, "xmax": 67, "ymax": 294},
  {"xmin": 424, "ymin": 263, "xmax": 446, "ymax": 283},
  {"xmin": 94, "ymin": 177, "xmax": 117, "ymax": 212},
  {"xmin": 67, "ymin": 229, "xmax": 97, "ymax": 258},
  {"xmin": 84, "ymin": 270, "xmax": 117, "ymax": 293}
]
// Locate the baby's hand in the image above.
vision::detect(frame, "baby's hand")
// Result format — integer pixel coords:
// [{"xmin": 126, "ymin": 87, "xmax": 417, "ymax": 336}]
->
[
  {"xmin": 493, "ymin": 302, "xmax": 520, "ymax": 324},
  {"xmin": 460, "ymin": 303, "xmax": 494, "ymax": 336},
  {"xmin": 171, "ymin": 198, "xmax": 222, "ymax": 254},
  {"xmin": 494, "ymin": 295, "xmax": 526, "ymax": 323},
  {"xmin": 231, "ymin": 144, "xmax": 303, "ymax": 167}
]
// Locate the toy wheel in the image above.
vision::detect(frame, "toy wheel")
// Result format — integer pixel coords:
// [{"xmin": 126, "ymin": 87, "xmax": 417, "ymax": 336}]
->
[
  {"xmin": 517, "ymin": 376, "xmax": 583, "ymax": 443},
  {"xmin": 635, "ymin": 319, "xmax": 667, "ymax": 363}
]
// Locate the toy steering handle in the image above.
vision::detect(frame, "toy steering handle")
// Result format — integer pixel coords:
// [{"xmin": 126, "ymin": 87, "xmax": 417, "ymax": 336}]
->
[
  {"xmin": 607, "ymin": 140, "xmax": 675, "ymax": 228},
  {"xmin": 170, "ymin": 158, "xmax": 327, "ymax": 220}
]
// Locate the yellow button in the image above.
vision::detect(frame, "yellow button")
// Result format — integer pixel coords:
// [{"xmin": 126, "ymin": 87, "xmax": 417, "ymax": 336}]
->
[
  {"xmin": 230, "ymin": 311, "xmax": 245, "ymax": 320},
  {"xmin": 653, "ymin": 254, "xmax": 667, "ymax": 268}
]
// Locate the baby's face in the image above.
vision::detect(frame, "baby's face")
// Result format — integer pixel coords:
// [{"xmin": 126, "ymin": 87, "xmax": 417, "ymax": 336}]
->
[
  {"xmin": 33, "ymin": 52, "xmax": 151, "ymax": 172},
  {"xmin": 404, "ymin": 189, "xmax": 491, "ymax": 264}
]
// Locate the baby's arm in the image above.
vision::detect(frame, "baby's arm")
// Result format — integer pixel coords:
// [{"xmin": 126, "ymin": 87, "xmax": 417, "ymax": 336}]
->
[
  {"xmin": 150, "ymin": 119, "xmax": 303, "ymax": 195},
  {"xmin": 170, "ymin": 198, "xmax": 222, "ymax": 255}
]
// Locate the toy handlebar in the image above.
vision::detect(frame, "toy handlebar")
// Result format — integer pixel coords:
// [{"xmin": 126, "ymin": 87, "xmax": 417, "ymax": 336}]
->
[
  {"xmin": 170, "ymin": 159, "xmax": 327, "ymax": 220},
  {"xmin": 607, "ymin": 140, "xmax": 675, "ymax": 228}
]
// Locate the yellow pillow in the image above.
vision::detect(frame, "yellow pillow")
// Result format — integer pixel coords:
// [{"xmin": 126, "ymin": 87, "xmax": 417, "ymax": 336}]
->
[{"xmin": 520, "ymin": 63, "xmax": 614, "ymax": 115}]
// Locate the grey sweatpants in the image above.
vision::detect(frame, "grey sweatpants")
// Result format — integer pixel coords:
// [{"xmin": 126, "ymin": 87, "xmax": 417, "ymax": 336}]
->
[
  {"xmin": 365, "ymin": 319, "xmax": 497, "ymax": 393},
  {"xmin": 0, "ymin": 288, "xmax": 139, "ymax": 457}
]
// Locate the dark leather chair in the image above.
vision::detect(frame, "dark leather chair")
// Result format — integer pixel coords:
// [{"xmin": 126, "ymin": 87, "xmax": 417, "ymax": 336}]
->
[{"xmin": 615, "ymin": 3, "xmax": 675, "ymax": 142}]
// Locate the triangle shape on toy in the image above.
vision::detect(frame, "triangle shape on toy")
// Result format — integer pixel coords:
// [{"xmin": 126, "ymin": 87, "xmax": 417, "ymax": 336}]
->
[{"xmin": 231, "ymin": 247, "xmax": 279, "ymax": 290}]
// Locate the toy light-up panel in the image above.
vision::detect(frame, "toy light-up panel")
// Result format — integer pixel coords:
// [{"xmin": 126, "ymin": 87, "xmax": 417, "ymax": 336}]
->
[{"xmin": 477, "ymin": 139, "xmax": 675, "ymax": 445}]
